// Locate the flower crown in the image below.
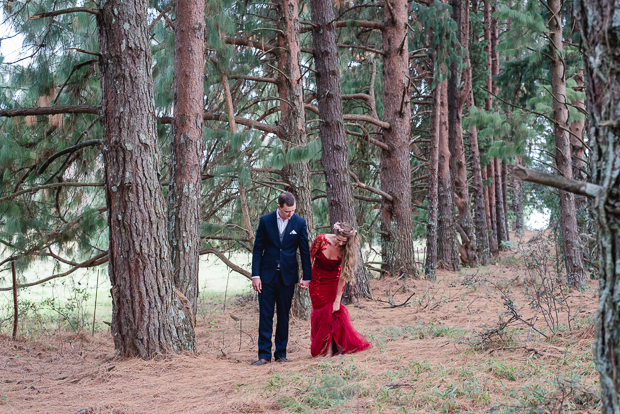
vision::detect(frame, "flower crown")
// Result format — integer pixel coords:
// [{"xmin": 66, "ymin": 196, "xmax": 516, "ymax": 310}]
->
[{"xmin": 333, "ymin": 222, "xmax": 358, "ymax": 235}]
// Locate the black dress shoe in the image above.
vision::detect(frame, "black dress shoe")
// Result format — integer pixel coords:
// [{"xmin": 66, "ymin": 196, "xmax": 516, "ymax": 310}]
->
[
  {"xmin": 275, "ymin": 357, "xmax": 290, "ymax": 363},
  {"xmin": 251, "ymin": 358, "xmax": 270, "ymax": 366}
]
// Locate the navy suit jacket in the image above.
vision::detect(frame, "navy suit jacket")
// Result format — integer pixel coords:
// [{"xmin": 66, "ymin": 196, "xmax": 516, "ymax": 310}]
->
[{"xmin": 251, "ymin": 211, "xmax": 311, "ymax": 286}]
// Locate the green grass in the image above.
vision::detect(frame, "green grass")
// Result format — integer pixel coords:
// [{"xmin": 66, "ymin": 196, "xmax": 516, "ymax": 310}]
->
[{"xmin": 0, "ymin": 253, "xmax": 254, "ymax": 333}]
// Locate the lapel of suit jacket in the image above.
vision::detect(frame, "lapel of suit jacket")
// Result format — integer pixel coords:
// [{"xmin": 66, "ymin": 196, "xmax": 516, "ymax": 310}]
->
[{"xmin": 272, "ymin": 211, "xmax": 281, "ymax": 247}]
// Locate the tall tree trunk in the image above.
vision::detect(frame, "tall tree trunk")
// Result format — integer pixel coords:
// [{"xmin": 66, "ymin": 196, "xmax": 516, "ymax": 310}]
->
[
  {"xmin": 487, "ymin": 163, "xmax": 498, "ymax": 253},
  {"xmin": 449, "ymin": 0, "xmax": 477, "ymax": 264},
  {"xmin": 549, "ymin": 0, "xmax": 585, "ymax": 286},
  {"xmin": 570, "ymin": 68, "xmax": 590, "ymax": 265},
  {"xmin": 494, "ymin": 158, "xmax": 508, "ymax": 248},
  {"xmin": 575, "ymin": 2, "xmax": 620, "ymax": 410},
  {"xmin": 98, "ymin": 0, "xmax": 194, "ymax": 357},
  {"xmin": 502, "ymin": 160, "xmax": 509, "ymax": 236},
  {"xmin": 463, "ymin": 0, "xmax": 489, "ymax": 264},
  {"xmin": 276, "ymin": 0, "xmax": 315, "ymax": 317},
  {"xmin": 218, "ymin": 66, "xmax": 255, "ymax": 247},
  {"xmin": 482, "ymin": 161, "xmax": 497, "ymax": 254},
  {"xmin": 484, "ymin": 0, "xmax": 498, "ymax": 255},
  {"xmin": 490, "ymin": 2, "xmax": 508, "ymax": 249},
  {"xmin": 437, "ymin": 80, "xmax": 461, "ymax": 270},
  {"xmin": 168, "ymin": 0, "xmax": 205, "ymax": 315},
  {"xmin": 310, "ymin": 0, "xmax": 371, "ymax": 299},
  {"xmin": 426, "ymin": 75, "xmax": 440, "ymax": 278},
  {"xmin": 380, "ymin": 0, "xmax": 416, "ymax": 276},
  {"xmin": 512, "ymin": 156, "xmax": 525, "ymax": 237}
]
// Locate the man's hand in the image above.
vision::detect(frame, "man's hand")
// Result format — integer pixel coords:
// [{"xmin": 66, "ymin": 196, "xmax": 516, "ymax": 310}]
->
[
  {"xmin": 252, "ymin": 278, "xmax": 262, "ymax": 293},
  {"xmin": 332, "ymin": 300, "xmax": 340, "ymax": 313},
  {"xmin": 298, "ymin": 280, "xmax": 310, "ymax": 290}
]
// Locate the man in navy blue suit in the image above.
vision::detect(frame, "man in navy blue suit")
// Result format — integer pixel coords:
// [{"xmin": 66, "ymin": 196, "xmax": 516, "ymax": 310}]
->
[{"xmin": 251, "ymin": 192, "xmax": 311, "ymax": 365}]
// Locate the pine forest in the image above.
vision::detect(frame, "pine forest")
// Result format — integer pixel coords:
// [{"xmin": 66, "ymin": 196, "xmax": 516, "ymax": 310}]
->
[{"xmin": 0, "ymin": 0, "xmax": 619, "ymax": 412}]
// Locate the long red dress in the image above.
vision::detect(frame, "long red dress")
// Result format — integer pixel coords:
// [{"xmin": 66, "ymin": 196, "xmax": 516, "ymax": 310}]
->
[{"xmin": 309, "ymin": 234, "xmax": 371, "ymax": 357}]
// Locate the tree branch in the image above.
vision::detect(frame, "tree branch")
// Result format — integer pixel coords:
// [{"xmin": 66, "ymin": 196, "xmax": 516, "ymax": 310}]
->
[
  {"xmin": 512, "ymin": 165, "xmax": 602, "ymax": 199},
  {"xmin": 38, "ymin": 140, "xmax": 102, "ymax": 174},
  {"xmin": 300, "ymin": 20, "xmax": 385, "ymax": 34},
  {"xmin": 349, "ymin": 171, "xmax": 394, "ymax": 202},
  {"xmin": 0, "ymin": 252, "xmax": 108, "ymax": 292},
  {"xmin": 160, "ymin": 112, "xmax": 278, "ymax": 134},
  {"xmin": 304, "ymin": 103, "xmax": 390, "ymax": 129},
  {"xmin": 229, "ymin": 74, "xmax": 278, "ymax": 84},
  {"xmin": 0, "ymin": 105, "xmax": 99, "ymax": 118},
  {"xmin": 200, "ymin": 248, "xmax": 251, "ymax": 280},
  {"xmin": 0, "ymin": 182, "xmax": 103, "ymax": 204},
  {"xmin": 224, "ymin": 37, "xmax": 276, "ymax": 53},
  {"xmin": 29, "ymin": 7, "xmax": 99, "ymax": 20}
]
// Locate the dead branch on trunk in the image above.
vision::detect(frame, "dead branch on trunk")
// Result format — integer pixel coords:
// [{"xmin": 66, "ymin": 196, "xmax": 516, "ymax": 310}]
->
[
  {"xmin": 0, "ymin": 105, "xmax": 99, "ymax": 118},
  {"xmin": 0, "ymin": 252, "xmax": 108, "ymax": 291},
  {"xmin": 512, "ymin": 165, "xmax": 602, "ymax": 199},
  {"xmin": 200, "ymin": 248, "xmax": 251, "ymax": 280},
  {"xmin": 29, "ymin": 7, "xmax": 99, "ymax": 20}
]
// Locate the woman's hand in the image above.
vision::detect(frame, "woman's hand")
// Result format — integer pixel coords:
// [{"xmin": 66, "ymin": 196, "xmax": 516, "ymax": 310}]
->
[{"xmin": 332, "ymin": 300, "xmax": 341, "ymax": 313}]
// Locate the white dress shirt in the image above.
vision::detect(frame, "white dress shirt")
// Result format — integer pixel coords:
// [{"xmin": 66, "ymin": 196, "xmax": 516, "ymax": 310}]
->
[
  {"xmin": 252, "ymin": 211, "xmax": 289, "ymax": 279},
  {"xmin": 276, "ymin": 211, "xmax": 289, "ymax": 235}
]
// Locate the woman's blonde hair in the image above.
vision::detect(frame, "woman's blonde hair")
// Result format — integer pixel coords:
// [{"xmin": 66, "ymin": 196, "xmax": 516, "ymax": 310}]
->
[{"xmin": 333, "ymin": 222, "xmax": 360, "ymax": 283}]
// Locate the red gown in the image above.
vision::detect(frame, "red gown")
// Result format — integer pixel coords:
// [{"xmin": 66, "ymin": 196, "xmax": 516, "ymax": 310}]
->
[{"xmin": 309, "ymin": 234, "xmax": 371, "ymax": 357}]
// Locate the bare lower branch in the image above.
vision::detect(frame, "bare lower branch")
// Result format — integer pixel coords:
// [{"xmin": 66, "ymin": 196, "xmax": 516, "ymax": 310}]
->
[
  {"xmin": 349, "ymin": 171, "xmax": 394, "ymax": 202},
  {"xmin": 65, "ymin": 48, "xmax": 101, "ymax": 57},
  {"xmin": 512, "ymin": 165, "xmax": 602, "ymax": 199},
  {"xmin": 0, "ymin": 105, "xmax": 99, "ymax": 118},
  {"xmin": 0, "ymin": 252, "xmax": 108, "ymax": 292},
  {"xmin": 160, "ymin": 112, "xmax": 278, "ymax": 134},
  {"xmin": 29, "ymin": 7, "xmax": 99, "ymax": 20},
  {"xmin": 342, "ymin": 93, "xmax": 372, "ymax": 102},
  {"xmin": 229, "ymin": 74, "xmax": 278, "ymax": 84},
  {"xmin": 300, "ymin": 20, "xmax": 385, "ymax": 34},
  {"xmin": 200, "ymin": 248, "xmax": 251, "ymax": 280},
  {"xmin": 305, "ymin": 103, "xmax": 390, "ymax": 129},
  {"xmin": 224, "ymin": 37, "xmax": 276, "ymax": 53},
  {"xmin": 0, "ymin": 182, "xmax": 103, "ymax": 204},
  {"xmin": 38, "ymin": 140, "xmax": 102, "ymax": 174}
]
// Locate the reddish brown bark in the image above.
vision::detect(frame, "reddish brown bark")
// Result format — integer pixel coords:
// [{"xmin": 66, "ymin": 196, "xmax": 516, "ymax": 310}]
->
[
  {"xmin": 98, "ymin": 0, "xmax": 194, "ymax": 357},
  {"xmin": 437, "ymin": 80, "xmax": 460, "ymax": 270},
  {"xmin": 494, "ymin": 158, "xmax": 508, "ymax": 248},
  {"xmin": 168, "ymin": 0, "xmax": 205, "ymax": 315},
  {"xmin": 484, "ymin": 0, "xmax": 498, "ymax": 255},
  {"xmin": 490, "ymin": 2, "xmax": 508, "ymax": 249},
  {"xmin": 310, "ymin": 0, "xmax": 370, "ymax": 298},
  {"xmin": 570, "ymin": 69, "xmax": 590, "ymax": 263},
  {"xmin": 549, "ymin": 0, "xmax": 585, "ymax": 286},
  {"xmin": 449, "ymin": 0, "xmax": 477, "ymax": 264},
  {"xmin": 576, "ymin": 1, "xmax": 620, "ymax": 408},
  {"xmin": 276, "ymin": 0, "xmax": 315, "ymax": 316},
  {"xmin": 380, "ymin": 0, "xmax": 416, "ymax": 275},
  {"xmin": 512, "ymin": 156, "xmax": 524, "ymax": 237},
  {"xmin": 425, "ymin": 74, "xmax": 440, "ymax": 278},
  {"xmin": 463, "ymin": 0, "xmax": 489, "ymax": 263}
]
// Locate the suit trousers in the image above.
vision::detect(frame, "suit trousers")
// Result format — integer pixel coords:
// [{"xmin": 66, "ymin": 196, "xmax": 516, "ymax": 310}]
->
[{"xmin": 257, "ymin": 269, "xmax": 295, "ymax": 360}]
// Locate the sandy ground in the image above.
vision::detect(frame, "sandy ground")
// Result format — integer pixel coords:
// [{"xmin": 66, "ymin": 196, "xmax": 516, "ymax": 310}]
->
[{"xmin": 0, "ymin": 231, "xmax": 600, "ymax": 413}]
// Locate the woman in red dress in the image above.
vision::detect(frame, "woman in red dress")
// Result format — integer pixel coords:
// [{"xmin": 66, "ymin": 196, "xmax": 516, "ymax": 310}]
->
[{"xmin": 304, "ymin": 222, "xmax": 371, "ymax": 357}]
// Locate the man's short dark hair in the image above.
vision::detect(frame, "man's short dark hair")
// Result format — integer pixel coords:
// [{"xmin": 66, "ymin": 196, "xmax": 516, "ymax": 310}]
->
[{"xmin": 278, "ymin": 192, "xmax": 296, "ymax": 207}]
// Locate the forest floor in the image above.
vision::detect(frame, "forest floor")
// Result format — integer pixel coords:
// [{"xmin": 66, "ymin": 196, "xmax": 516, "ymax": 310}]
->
[{"xmin": 0, "ymin": 231, "xmax": 601, "ymax": 413}]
